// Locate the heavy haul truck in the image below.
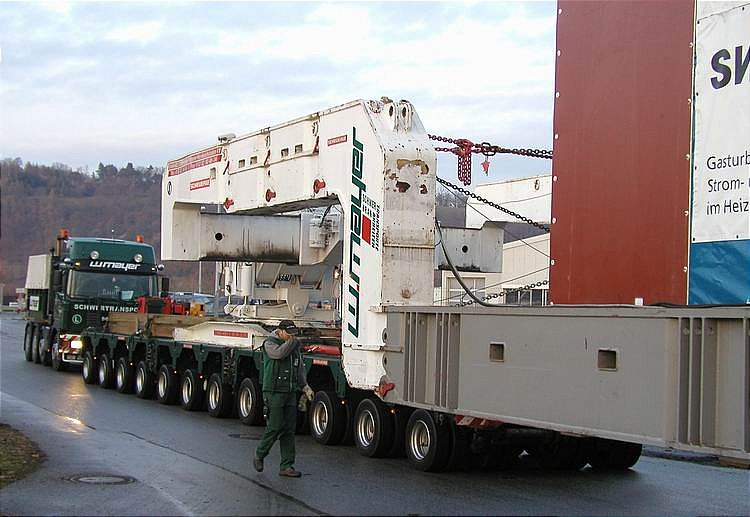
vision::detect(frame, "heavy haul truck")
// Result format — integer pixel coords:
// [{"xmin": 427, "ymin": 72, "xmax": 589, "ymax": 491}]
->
[
  {"xmin": 22, "ymin": 230, "xmax": 160, "ymax": 373},
  {"xmin": 77, "ymin": 97, "xmax": 750, "ymax": 472}
]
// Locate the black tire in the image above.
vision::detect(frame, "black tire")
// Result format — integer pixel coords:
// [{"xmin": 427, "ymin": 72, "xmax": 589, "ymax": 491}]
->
[
  {"xmin": 51, "ymin": 335, "xmax": 67, "ymax": 372},
  {"xmin": 529, "ymin": 435, "xmax": 588, "ymax": 470},
  {"xmin": 156, "ymin": 364, "xmax": 179, "ymax": 405},
  {"xmin": 405, "ymin": 409, "xmax": 451, "ymax": 472},
  {"xmin": 588, "ymin": 438, "xmax": 642, "ymax": 470},
  {"xmin": 180, "ymin": 369, "xmax": 205, "ymax": 411},
  {"xmin": 447, "ymin": 424, "xmax": 478, "ymax": 471},
  {"xmin": 81, "ymin": 351, "xmax": 97, "ymax": 384},
  {"xmin": 387, "ymin": 406, "xmax": 411, "ymax": 458},
  {"xmin": 115, "ymin": 357, "xmax": 133, "ymax": 394},
  {"xmin": 236, "ymin": 377, "xmax": 264, "ymax": 425},
  {"xmin": 309, "ymin": 391, "xmax": 346, "ymax": 445},
  {"xmin": 40, "ymin": 330, "xmax": 52, "ymax": 366},
  {"xmin": 295, "ymin": 408, "xmax": 310, "ymax": 435},
  {"xmin": 32, "ymin": 326, "xmax": 42, "ymax": 364},
  {"xmin": 135, "ymin": 360, "xmax": 155, "ymax": 399},
  {"xmin": 479, "ymin": 442, "xmax": 523, "ymax": 471},
  {"xmin": 23, "ymin": 324, "xmax": 34, "ymax": 362},
  {"xmin": 353, "ymin": 398, "xmax": 395, "ymax": 458},
  {"xmin": 340, "ymin": 401, "xmax": 355, "ymax": 445},
  {"xmin": 98, "ymin": 353, "xmax": 115, "ymax": 389},
  {"xmin": 206, "ymin": 373, "xmax": 233, "ymax": 418}
]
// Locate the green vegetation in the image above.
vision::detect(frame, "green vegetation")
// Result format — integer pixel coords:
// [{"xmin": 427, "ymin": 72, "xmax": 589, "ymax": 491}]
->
[{"xmin": 0, "ymin": 158, "xmax": 198, "ymax": 300}]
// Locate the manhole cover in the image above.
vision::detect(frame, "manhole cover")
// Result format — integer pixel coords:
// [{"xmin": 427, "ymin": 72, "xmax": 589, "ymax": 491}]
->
[
  {"xmin": 229, "ymin": 432, "xmax": 263, "ymax": 440},
  {"xmin": 67, "ymin": 474, "xmax": 136, "ymax": 485}
]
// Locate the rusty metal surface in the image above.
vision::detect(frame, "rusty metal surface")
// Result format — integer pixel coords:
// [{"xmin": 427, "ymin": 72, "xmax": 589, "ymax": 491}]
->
[{"xmin": 549, "ymin": 1, "xmax": 694, "ymax": 304}]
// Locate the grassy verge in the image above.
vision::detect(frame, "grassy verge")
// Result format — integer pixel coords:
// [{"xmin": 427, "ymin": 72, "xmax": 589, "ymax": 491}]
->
[{"xmin": 0, "ymin": 423, "xmax": 44, "ymax": 489}]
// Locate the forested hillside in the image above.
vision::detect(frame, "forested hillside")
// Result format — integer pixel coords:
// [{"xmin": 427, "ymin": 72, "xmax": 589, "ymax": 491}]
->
[
  {"xmin": 1, "ymin": 158, "xmax": 468, "ymax": 302},
  {"xmin": 0, "ymin": 158, "xmax": 199, "ymax": 300}
]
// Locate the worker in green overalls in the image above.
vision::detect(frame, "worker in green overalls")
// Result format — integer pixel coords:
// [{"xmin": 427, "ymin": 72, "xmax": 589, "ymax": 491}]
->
[{"xmin": 254, "ymin": 320, "xmax": 314, "ymax": 477}]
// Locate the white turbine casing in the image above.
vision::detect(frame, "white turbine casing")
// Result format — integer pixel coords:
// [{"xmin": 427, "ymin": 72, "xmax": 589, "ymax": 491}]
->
[{"xmin": 162, "ymin": 98, "xmax": 437, "ymax": 390}]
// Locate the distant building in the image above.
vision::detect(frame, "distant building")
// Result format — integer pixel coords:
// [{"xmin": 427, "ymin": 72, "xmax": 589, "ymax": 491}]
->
[{"xmin": 437, "ymin": 174, "xmax": 551, "ymax": 306}]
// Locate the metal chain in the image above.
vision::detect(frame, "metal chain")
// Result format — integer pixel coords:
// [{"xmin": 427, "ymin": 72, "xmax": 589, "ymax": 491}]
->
[
  {"xmin": 429, "ymin": 134, "xmax": 553, "ymax": 186},
  {"xmin": 458, "ymin": 280, "xmax": 550, "ymax": 307},
  {"xmin": 436, "ymin": 176, "xmax": 550, "ymax": 233}
]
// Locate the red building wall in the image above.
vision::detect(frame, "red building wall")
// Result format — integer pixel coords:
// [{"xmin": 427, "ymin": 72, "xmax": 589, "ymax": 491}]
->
[{"xmin": 549, "ymin": 0, "xmax": 695, "ymax": 305}]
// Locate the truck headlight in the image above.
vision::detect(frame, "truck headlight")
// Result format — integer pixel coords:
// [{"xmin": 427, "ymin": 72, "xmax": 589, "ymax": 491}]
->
[{"xmin": 70, "ymin": 339, "xmax": 83, "ymax": 350}]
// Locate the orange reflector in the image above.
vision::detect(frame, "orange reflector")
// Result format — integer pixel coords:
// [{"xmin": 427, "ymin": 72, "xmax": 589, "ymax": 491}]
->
[{"xmin": 135, "ymin": 234, "xmax": 144, "ymax": 243}]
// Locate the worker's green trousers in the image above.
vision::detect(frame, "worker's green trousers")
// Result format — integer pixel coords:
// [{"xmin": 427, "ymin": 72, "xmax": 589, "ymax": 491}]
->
[{"xmin": 255, "ymin": 391, "xmax": 297, "ymax": 469}]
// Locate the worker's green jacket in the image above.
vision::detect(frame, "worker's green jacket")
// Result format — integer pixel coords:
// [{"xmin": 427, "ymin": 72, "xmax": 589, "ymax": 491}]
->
[{"xmin": 261, "ymin": 333, "xmax": 307, "ymax": 393}]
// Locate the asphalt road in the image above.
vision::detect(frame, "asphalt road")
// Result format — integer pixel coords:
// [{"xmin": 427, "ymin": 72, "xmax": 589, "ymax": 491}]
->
[{"xmin": 1, "ymin": 313, "xmax": 748, "ymax": 516}]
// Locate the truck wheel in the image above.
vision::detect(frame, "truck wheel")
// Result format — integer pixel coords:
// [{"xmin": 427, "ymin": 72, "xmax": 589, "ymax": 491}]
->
[
  {"xmin": 23, "ymin": 324, "xmax": 34, "ymax": 362},
  {"xmin": 405, "ymin": 409, "xmax": 451, "ymax": 472},
  {"xmin": 115, "ymin": 357, "xmax": 133, "ymax": 394},
  {"xmin": 237, "ymin": 377, "xmax": 264, "ymax": 425},
  {"xmin": 529, "ymin": 435, "xmax": 588, "ymax": 470},
  {"xmin": 206, "ymin": 373, "xmax": 232, "ymax": 418},
  {"xmin": 135, "ymin": 360, "xmax": 155, "ymax": 399},
  {"xmin": 309, "ymin": 391, "xmax": 346, "ymax": 445},
  {"xmin": 156, "ymin": 364, "xmax": 179, "ymax": 405},
  {"xmin": 32, "ymin": 326, "xmax": 42, "ymax": 364},
  {"xmin": 479, "ymin": 443, "xmax": 523, "ymax": 471},
  {"xmin": 588, "ymin": 438, "xmax": 642, "ymax": 470},
  {"xmin": 40, "ymin": 331, "xmax": 52, "ymax": 366},
  {"xmin": 82, "ymin": 351, "xmax": 97, "ymax": 384},
  {"xmin": 51, "ymin": 336, "xmax": 67, "ymax": 372},
  {"xmin": 387, "ymin": 406, "xmax": 411, "ymax": 458},
  {"xmin": 98, "ymin": 353, "xmax": 114, "ymax": 388},
  {"xmin": 354, "ymin": 398, "xmax": 395, "ymax": 458},
  {"xmin": 180, "ymin": 369, "xmax": 205, "ymax": 411},
  {"xmin": 295, "ymin": 408, "xmax": 310, "ymax": 435},
  {"xmin": 447, "ymin": 424, "xmax": 477, "ymax": 471}
]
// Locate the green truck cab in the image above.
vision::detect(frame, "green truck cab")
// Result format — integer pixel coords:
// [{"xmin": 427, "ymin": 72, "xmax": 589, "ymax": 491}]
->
[{"xmin": 23, "ymin": 229, "xmax": 160, "ymax": 371}]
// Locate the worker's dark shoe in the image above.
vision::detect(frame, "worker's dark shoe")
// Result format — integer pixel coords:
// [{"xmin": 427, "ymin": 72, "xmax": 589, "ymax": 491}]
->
[
  {"xmin": 278, "ymin": 468, "xmax": 301, "ymax": 478},
  {"xmin": 253, "ymin": 455, "xmax": 264, "ymax": 472}
]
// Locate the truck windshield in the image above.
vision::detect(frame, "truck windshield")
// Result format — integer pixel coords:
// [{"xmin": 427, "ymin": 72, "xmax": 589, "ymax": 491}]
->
[{"xmin": 67, "ymin": 270, "xmax": 157, "ymax": 301}]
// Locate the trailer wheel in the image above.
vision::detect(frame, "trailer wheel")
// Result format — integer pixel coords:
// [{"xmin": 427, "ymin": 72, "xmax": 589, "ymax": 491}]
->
[
  {"xmin": 32, "ymin": 326, "xmax": 42, "ymax": 364},
  {"xmin": 82, "ymin": 351, "xmax": 97, "ymax": 384},
  {"xmin": 98, "ymin": 353, "xmax": 115, "ymax": 389},
  {"xmin": 309, "ymin": 391, "xmax": 346, "ymax": 445},
  {"xmin": 295, "ymin": 408, "xmax": 310, "ymax": 435},
  {"xmin": 115, "ymin": 357, "xmax": 133, "ymax": 394},
  {"xmin": 354, "ymin": 398, "xmax": 395, "ymax": 458},
  {"xmin": 479, "ymin": 443, "xmax": 523, "ymax": 471},
  {"xmin": 405, "ymin": 409, "xmax": 451, "ymax": 472},
  {"xmin": 156, "ymin": 364, "xmax": 179, "ymax": 405},
  {"xmin": 447, "ymin": 424, "xmax": 476, "ymax": 471},
  {"xmin": 387, "ymin": 406, "xmax": 411, "ymax": 458},
  {"xmin": 40, "ymin": 330, "xmax": 52, "ymax": 366},
  {"xmin": 23, "ymin": 324, "xmax": 34, "ymax": 362},
  {"xmin": 529, "ymin": 435, "xmax": 588, "ymax": 470},
  {"xmin": 588, "ymin": 438, "xmax": 642, "ymax": 470},
  {"xmin": 180, "ymin": 369, "xmax": 205, "ymax": 411},
  {"xmin": 135, "ymin": 360, "xmax": 155, "ymax": 399},
  {"xmin": 51, "ymin": 336, "xmax": 67, "ymax": 372},
  {"xmin": 237, "ymin": 377, "xmax": 263, "ymax": 425},
  {"xmin": 206, "ymin": 373, "xmax": 233, "ymax": 418}
]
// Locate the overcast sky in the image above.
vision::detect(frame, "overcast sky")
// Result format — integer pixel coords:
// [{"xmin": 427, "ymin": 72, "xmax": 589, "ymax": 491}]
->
[{"xmin": 0, "ymin": 1, "xmax": 557, "ymax": 183}]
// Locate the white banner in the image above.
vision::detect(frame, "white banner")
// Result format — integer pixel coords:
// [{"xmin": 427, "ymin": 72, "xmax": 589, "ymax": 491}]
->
[{"xmin": 691, "ymin": 3, "xmax": 750, "ymax": 243}]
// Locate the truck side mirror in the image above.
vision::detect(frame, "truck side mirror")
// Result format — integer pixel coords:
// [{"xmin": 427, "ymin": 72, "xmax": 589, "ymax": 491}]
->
[{"xmin": 160, "ymin": 277, "xmax": 170, "ymax": 298}]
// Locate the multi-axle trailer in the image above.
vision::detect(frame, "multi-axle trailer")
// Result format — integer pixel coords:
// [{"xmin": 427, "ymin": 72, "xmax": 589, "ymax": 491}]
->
[{"xmin": 73, "ymin": 96, "xmax": 749, "ymax": 472}]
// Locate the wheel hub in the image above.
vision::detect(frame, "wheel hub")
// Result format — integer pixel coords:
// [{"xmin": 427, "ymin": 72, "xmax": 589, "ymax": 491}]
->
[
  {"xmin": 410, "ymin": 420, "xmax": 431, "ymax": 460},
  {"xmin": 312, "ymin": 401, "xmax": 329, "ymax": 437}
]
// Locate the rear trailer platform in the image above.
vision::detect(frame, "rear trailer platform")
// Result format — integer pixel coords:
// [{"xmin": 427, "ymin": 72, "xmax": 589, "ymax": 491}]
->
[{"xmin": 382, "ymin": 304, "xmax": 750, "ymax": 461}]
